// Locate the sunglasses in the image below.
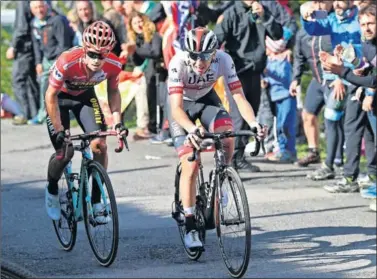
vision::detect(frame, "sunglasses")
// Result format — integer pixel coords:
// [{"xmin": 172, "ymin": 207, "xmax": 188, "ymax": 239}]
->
[
  {"xmin": 86, "ymin": 51, "xmax": 107, "ymax": 60},
  {"xmin": 188, "ymin": 52, "xmax": 214, "ymax": 61}
]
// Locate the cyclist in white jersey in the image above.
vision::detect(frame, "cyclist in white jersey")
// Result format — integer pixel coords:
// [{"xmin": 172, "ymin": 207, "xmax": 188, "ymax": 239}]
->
[{"xmin": 167, "ymin": 27, "xmax": 266, "ymax": 249}]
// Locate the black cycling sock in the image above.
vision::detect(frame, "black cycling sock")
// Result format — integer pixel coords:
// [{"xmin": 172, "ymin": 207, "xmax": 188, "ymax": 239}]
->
[
  {"xmin": 47, "ymin": 181, "xmax": 59, "ymax": 195},
  {"xmin": 91, "ymin": 177, "xmax": 102, "ymax": 204},
  {"xmin": 185, "ymin": 215, "xmax": 196, "ymax": 233}
]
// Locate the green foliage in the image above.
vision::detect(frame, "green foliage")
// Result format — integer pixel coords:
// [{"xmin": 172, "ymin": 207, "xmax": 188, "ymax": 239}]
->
[{"xmin": 1, "ymin": 27, "xmax": 14, "ymax": 97}]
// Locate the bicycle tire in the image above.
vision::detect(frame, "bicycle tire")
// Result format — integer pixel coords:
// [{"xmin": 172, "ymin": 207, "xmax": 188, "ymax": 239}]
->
[
  {"xmin": 1, "ymin": 260, "xmax": 36, "ymax": 279},
  {"xmin": 173, "ymin": 164, "xmax": 203, "ymax": 261},
  {"xmin": 215, "ymin": 167, "xmax": 251, "ymax": 278},
  {"xmin": 83, "ymin": 160, "xmax": 119, "ymax": 267},
  {"xmin": 52, "ymin": 167, "xmax": 77, "ymax": 251}
]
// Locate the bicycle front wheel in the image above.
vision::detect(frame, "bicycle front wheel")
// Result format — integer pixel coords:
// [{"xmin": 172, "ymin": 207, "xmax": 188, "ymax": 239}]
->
[
  {"xmin": 215, "ymin": 167, "xmax": 251, "ymax": 278},
  {"xmin": 173, "ymin": 164, "xmax": 204, "ymax": 261},
  {"xmin": 83, "ymin": 160, "xmax": 119, "ymax": 267},
  {"xmin": 53, "ymin": 169, "xmax": 77, "ymax": 251}
]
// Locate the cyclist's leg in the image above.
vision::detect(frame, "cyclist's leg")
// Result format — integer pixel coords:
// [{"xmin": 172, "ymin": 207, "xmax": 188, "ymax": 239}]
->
[
  {"xmin": 71, "ymin": 88, "xmax": 107, "ymax": 205},
  {"xmin": 45, "ymin": 94, "xmax": 74, "ymax": 220},
  {"xmin": 199, "ymin": 91, "xmax": 234, "ymax": 164},
  {"xmin": 46, "ymin": 96, "xmax": 74, "ymax": 195},
  {"xmin": 168, "ymin": 97, "xmax": 202, "ymax": 246}
]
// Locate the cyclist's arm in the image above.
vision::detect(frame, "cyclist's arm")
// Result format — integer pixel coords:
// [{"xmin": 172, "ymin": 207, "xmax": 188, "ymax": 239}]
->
[
  {"xmin": 221, "ymin": 53, "xmax": 258, "ymax": 127},
  {"xmin": 231, "ymin": 87, "xmax": 258, "ymax": 127},
  {"xmin": 167, "ymin": 58, "xmax": 196, "ymax": 133},
  {"xmin": 46, "ymin": 61, "xmax": 66, "ymax": 132},
  {"xmin": 107, "ymin": 72, "xmax": 122, "ymax": 126},
  {"xmin": 45, "ymin": 85, "xmax": 64, "ymax": 133},
  {"xmin": 170, "ymin": 94, "xmax": 196, "ymax": 133}
]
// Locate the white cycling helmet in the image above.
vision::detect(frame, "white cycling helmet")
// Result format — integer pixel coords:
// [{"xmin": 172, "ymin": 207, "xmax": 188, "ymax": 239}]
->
[{"xmin": 184, "ymin": 27, "xmax": 218, "ymax": 60}]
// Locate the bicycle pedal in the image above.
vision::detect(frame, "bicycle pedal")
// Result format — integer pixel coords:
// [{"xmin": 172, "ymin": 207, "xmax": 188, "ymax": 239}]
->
[{"xmin": 172, "ymin": 211, "xmax": 184, "ymax": 224}]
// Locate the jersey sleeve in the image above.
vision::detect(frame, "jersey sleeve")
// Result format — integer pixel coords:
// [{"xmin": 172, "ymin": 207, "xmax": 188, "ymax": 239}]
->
[
  {"xmin": 48, "ymin": 56, "xmax": 67, "ymax": 90},
  {"xmin": 167, "ymin": 56, "xmax": 184, "ymax": 95},
  {"xmin": 220, "ymin": 52, "xmax": 242, "ymax": 91}
]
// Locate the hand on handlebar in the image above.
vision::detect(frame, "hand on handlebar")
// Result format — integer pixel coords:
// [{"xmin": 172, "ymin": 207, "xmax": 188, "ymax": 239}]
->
[
  {"xmin": 185, "ymin": 126, "xmax": 205, "ymax": 150},
  {"xmin": 114, "ymin": 123, "xmax": 129, "ymax": 152},
  {"xmin": 55, "ymin": 130, "xmax": 71, "ymax": 149},
  {"xmin": 249, "ymin": 122, "xmax": 267, "ymax": 141},
  {"xmin": 114, "ymin": 123, "xmax": 128, "ymax": 138}
]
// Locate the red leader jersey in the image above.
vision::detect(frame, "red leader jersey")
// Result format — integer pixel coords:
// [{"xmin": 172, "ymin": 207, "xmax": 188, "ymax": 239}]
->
[{"xmin": 48, "ymin": 47, "xmax": 123, "ymax": 96}]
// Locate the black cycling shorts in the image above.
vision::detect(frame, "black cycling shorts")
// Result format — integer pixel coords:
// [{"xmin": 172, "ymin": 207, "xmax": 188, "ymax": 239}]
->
[
  {"xmin": 167, "ymin": 90, "xmax": 233, "ymax": 157},
  {"xmin": 46, "ymin": 88, "xmax": 107, "ymax": 150}
]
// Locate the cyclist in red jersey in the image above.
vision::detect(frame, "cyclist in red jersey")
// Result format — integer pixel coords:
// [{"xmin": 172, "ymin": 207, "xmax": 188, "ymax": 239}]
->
[{"xmin": 44, "ymin": 21, "xmax": 128, "ymax": 223}]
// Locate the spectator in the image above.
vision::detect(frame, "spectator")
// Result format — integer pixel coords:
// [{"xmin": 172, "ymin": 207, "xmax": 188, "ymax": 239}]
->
[
  {"xmin": 354, "ymin": 0, "xmax": 373, "ymax": 10},
  {"xmin": 113, "ymin": 0, "xmax": 125, "ymax": 15},
  {"xmin": 29, "ymin": 0, "xmax": 74, "ymax": 125},
  {"xmin": 256, "ymin": 0, "xmax": 299, "ymax": 156},
  {"xmin": 301, "ymin": 0, "xmax": 366, "ymax": 183},
  {"xmin": 127, "ymin": 10, "xmax": 167, "ymax": 138},
  {"xmin": 101, "ymin": 0, "xmax": 127, "ymax": 49},
  {"xmin": 1, "ymin": 93, "xmax": 25, "ymax": 121},
  {"xmin": 261, "ymin": 0, "xmax": 298, "ymax": 47},
  {"xmin": 262, "ymin": 36, "xmax": 297, "ymax": 163},
  {"xmin": 319, "ymin": 4, "xmax": 376, "ymax": 195},
  {"xmin": 66, "ymin": 9, "xmax": 82, "ymax": 46},
  {"xmin": 214, "ymin": 0, "xmax": 283, "ymax": 172},
  {"xmin": 291, "ymin": 1, "xmax": 342, "ymax": 169},
  {"xmin": 6, "ymin": 0, "xmax": 40, "ymax": 125}
]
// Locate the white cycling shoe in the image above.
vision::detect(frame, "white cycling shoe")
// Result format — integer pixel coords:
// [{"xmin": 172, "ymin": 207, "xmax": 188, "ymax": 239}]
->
[
  {"xmin": 45, "ymin": 187, "xmax": 61, "ymax": 221},
  {"xmin": 93, "ymin": 203, "xmax": 112, "ymax": 224},
  {"xmin": 184, "ymin": 230, "xmax": 203, "ymax": 249}
]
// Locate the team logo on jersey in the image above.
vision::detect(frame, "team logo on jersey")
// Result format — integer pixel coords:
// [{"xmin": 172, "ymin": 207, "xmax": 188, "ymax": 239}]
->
[
  {"xmin": 188, "ymin": 73, "xmax": 215, "ymax": 84},
  {"xmin": 53, "ymin": 68, "xmax": 63, "ymax": 81}
]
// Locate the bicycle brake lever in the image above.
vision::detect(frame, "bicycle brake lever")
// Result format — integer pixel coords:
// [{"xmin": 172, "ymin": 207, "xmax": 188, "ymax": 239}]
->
[
  {"xmin": 123, "ymin": 135, "xmax": 130, "ymax": 151},
  {"xmin": 188, "ymin": 149, "xmax": 198, "ymax": 162},
  {"xmin": 261, "ymin": 140, "xmax": 266, "ymax": 155}
]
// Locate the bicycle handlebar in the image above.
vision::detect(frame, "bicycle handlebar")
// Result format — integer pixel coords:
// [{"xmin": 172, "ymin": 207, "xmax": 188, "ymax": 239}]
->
[
  {"xmin": 70, "ymin": 130, "xmax": 129, "ymax": 153},
  {"xmin": 187, "ymin": 129, "xmax": 265, "ymax": 162}
]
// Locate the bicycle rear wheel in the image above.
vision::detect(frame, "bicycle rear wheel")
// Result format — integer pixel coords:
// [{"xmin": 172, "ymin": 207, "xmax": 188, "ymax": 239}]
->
[
  {"xmin": 215, "ymin": 167, "xmax": 251, "ymax": 278},
  {"xmin": 173, "ymin": 164, "xmax": 204, "ymax": 261},
  {"xmin": 52, "ymin": 168, "xmax": 77, "ymax": 251},
  {"xmin": 83, "ymin": 160, "xmax": 119, "ymax": 267}
]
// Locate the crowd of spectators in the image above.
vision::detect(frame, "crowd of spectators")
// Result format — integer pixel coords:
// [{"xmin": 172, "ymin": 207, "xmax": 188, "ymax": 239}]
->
[{"xmin": 3, "ymin": 0, "xmax": 376, "ymax": 211}]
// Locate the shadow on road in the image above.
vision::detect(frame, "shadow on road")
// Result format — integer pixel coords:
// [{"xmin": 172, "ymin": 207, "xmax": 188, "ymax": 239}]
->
[
  {"xmin": 2, "ymin": 172, "xmax": 376, "ymax": 278},
  {"xmin": 250, "ymin": 225, "xmax": 376, "ymax": 277}
]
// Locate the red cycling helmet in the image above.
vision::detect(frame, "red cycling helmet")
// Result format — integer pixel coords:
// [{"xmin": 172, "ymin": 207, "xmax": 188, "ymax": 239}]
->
[{"xmin": 82, "ymin": 21, "xmax": 116, "ymax": 53}]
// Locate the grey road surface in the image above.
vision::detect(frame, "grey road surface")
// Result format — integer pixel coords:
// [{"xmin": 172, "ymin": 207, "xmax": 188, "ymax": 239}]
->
[{"xmin": 1, "ymin": 120, "xmax": 376, "ymax": 278}]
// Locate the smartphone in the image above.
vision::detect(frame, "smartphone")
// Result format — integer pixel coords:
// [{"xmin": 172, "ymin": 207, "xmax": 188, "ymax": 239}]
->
[{"xmin": 311, "ymin": 10, "xmax": 328, "ymax": 19}]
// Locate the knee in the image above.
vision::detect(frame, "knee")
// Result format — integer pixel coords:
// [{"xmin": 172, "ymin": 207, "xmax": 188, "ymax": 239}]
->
[
  {"xmin": 222, "ymin": 138, "xmax": 234, "ymax": 149},
  {"xmin": 303, "ymin": 111, "xmax": 316, "ymax": 125},
  {"xmin": 90, "ymin": 139, "xmax": 107, "ymax": 155}
]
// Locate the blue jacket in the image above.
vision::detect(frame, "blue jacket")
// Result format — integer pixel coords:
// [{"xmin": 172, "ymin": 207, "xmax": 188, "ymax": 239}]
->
[
  {"xmin": 301, "ymin": 6, "xmax": 362, "ymax": 83},
  {"xmin": 263, "ymin": 56, "xmax": 292, "ymax": 102}
]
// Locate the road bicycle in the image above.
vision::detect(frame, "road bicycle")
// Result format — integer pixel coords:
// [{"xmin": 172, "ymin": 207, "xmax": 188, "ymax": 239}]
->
[
  {"xmin": 172, "ymin": 129, "xmax": 264, "ymax": 278},
  {"xmin": 52, "ymin": 130, "xmax": 128, "ymax": 267}
]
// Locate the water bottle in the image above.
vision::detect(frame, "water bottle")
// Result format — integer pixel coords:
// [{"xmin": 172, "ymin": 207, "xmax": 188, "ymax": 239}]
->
[{"xmin": 324, "ymin": 90, "xmax": 345, "ymax": 121}]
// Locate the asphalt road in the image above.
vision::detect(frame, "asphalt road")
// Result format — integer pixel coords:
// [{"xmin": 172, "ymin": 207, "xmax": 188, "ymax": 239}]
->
[{"xmin": 1, "ymin": 119, "xmax": 376, "ymax": 278}]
